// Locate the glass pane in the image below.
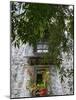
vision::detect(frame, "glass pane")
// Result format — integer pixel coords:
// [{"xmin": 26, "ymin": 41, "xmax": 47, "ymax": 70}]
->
[
  {"xmin": 37, "ymin": 44, "xmax": 43, "ymax": 49},
  {"xmin": 43, "ymin": 44, "xmax": 48, "ymax": 49},
  {"xmin": 42, "ymin": 50, "xmax": 48, "ymax": 53},
  {"xmin": 37, "ymin": 50, "xmax": 43, "ymax": 53},
  {"xmin": 37, "ymin": 50, "xmax": 48, "ymax": 53}
]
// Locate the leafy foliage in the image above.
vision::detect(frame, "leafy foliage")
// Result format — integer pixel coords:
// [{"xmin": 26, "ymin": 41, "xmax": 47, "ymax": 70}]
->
[{"xmin": 10, "ymin": 2, "xmax": 74, "ymax": 67}]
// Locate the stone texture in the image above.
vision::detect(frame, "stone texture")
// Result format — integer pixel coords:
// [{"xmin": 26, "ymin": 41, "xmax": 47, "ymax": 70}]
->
[
  {"xmin": 11, "ymin": 43, "xmax": 74, "ymax": 98},
  {"xmin": 50, "ymin": 65, "xmax": 63, "ymax": 95}
]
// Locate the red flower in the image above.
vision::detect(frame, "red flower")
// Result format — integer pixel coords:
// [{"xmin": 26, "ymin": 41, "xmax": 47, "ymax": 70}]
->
[{"xmin": 39, "ymin": 88, "xmax": 48, "ymax": 96}]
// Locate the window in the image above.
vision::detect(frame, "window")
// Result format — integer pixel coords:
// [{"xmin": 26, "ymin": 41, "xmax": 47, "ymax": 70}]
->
[
  {"xmin": 36, "ymin": 73, "xmax": 43, "ymax": 84},
  {"xmin": 36, "ymin": 42, "xmax": 48, "ymax": 53}
]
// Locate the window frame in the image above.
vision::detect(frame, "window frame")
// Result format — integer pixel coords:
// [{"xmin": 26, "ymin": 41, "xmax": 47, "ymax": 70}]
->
[{"xmin": 36, "ymin": 42, "xmax": 48, "ymax": 53}]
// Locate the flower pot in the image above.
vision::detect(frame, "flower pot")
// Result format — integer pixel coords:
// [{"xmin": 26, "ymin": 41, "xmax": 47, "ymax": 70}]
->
[{"xmin": 39, "ymin": 88, "xmax": 48, "ymax": 96}]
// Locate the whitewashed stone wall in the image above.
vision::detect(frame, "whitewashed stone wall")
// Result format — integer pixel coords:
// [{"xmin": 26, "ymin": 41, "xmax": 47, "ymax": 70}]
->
[
  {"xmin": 11, "ymin": 43, "xmax": 73, "ymax": 98},
  {"xmin": 60, "ymin": 52, "xmax": 73, "ymax": 95},
  {"xmin": 50, "ymin": 65, "xmax": 63, "ymax": 95},
  {"xmin": 11, "ymin": 43, "xmax": 33, "ymax": 98}
]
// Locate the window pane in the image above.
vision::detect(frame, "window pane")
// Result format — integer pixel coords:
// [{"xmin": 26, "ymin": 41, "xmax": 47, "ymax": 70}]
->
[
  {"xmin": 42, "ymin": 50, "xmax": 48, "ymax": 53},
  {"xmin": 37, "ymin": 44, "xmax": 48, "ymax": 49},
  {"xmin": 43, "ymin": 44, "xmax": 48, "ymax": 49},
  {"xmin": 37, "ymin": 49, "xmax": 48, "ymax": 53},
  {"xmin": 37, "ymin": 50, "xmax": 43, "ymax": 53},
  {"xmin": 37, "ymin": 44, "xmax": 43, "ymax": 49}
]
